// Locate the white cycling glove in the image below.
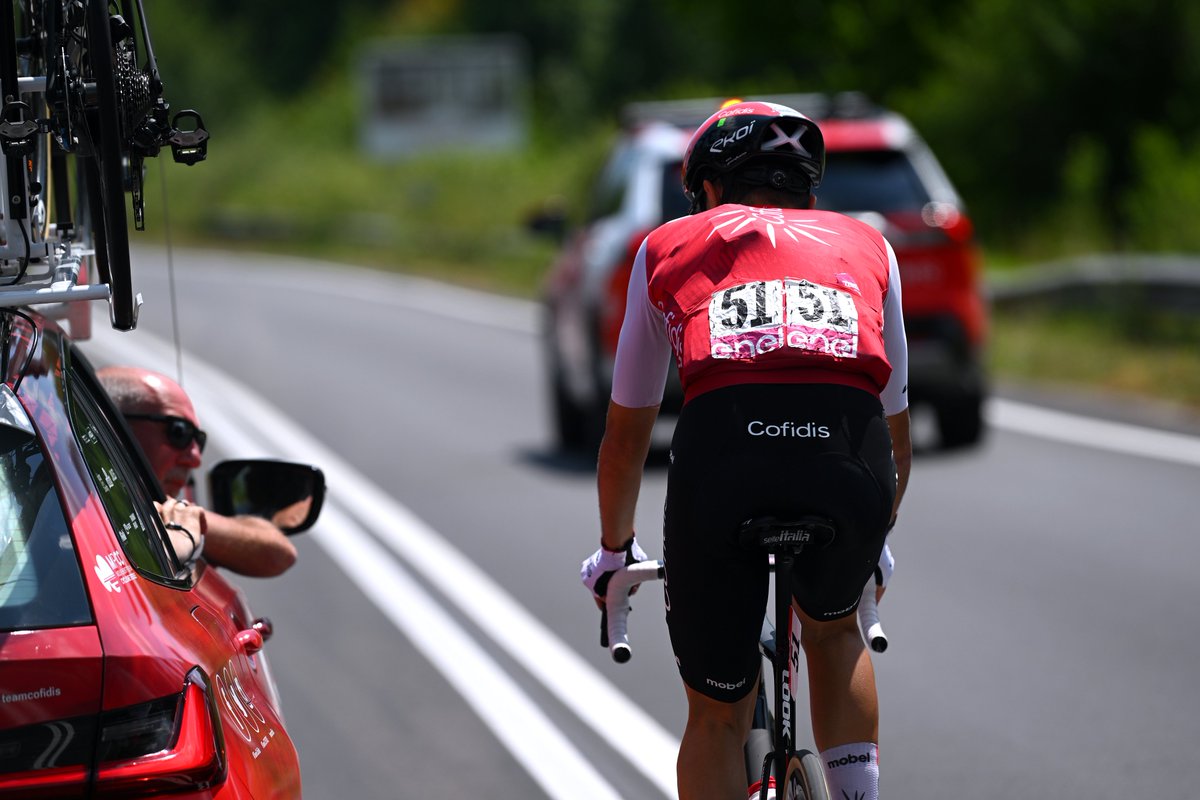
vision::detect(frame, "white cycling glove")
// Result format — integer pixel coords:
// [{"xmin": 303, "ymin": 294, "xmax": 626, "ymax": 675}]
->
[
  {"xmin": 874, "ymin": 542, "xmax": 895, "ymax": 589},
  {"xmin": 581, "ymin": 537, "xmax": 649, "ymax": 602}
]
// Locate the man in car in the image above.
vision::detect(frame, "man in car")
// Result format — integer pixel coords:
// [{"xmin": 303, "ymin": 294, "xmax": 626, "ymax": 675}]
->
[
  {"xmin": 98, "ymin": 366, "xmax": 297, "ymax": 578},
  {"xmin": 581, "ymin": 101, "xmax": 911, "ymax": 800}
]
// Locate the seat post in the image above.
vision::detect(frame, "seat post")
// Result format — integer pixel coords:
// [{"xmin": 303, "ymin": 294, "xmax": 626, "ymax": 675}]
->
[{"xmin": 774, "ymin": 548, "xmax": 796, "ymax": 792}]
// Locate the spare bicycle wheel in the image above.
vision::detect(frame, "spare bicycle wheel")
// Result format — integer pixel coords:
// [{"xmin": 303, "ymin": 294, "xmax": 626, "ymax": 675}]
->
[
  {"xmin": 784, "ymin": 751, "xmax": 830, "ymax": 800},
  {"xmin": 84, "ymin": 0, "xmax": 135, "ymax": 330}
]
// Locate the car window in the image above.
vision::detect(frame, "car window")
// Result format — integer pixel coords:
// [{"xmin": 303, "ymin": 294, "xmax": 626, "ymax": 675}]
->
[
  {"xmin": 65, "ymin": 355, "xmax": 186, "ymax": 585},
  {"xmin": 0, "ymin": 385, "xmax": 91, "ymax": 632},
  {"xmin": 660, "ymin": 160, "xmax": 690, "ymax": 221},
  {"xmin": 817, "ymin": 150, "xmax": 931, "ymax": 213},
  {"xmin": 587, "ymin": 143, "xmax": 635, "ymax": 221}
]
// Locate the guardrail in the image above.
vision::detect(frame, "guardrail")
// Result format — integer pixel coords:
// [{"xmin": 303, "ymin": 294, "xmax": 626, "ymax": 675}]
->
[{"xmin": 988, "ymin": 254, "xmax": 1200, "ymax": 314}]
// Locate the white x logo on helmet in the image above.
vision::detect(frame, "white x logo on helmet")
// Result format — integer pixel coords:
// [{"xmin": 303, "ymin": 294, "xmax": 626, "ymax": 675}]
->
[{"xmin": 761, "ymin": 121, "xmax": 813, "ymax": 157}]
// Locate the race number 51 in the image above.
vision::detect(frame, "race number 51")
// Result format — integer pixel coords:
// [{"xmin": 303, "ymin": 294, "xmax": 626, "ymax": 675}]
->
[{"xmin": 709, "ymin": 279, "xmax": 859, "ymax": 360}]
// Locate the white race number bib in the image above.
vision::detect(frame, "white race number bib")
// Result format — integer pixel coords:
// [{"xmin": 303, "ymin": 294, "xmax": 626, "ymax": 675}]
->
[{"xmin": 709, "ymin": 279, "xmax": 858, "ymax": 360}]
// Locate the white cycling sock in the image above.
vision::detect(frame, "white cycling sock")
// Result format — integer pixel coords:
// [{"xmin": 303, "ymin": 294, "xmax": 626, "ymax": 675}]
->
[{"xmin": 820, "ymin": 742, "xmax": 879, "ymax": 800}]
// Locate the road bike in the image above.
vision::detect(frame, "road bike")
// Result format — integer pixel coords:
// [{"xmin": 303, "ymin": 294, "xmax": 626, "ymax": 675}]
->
[
  {"xmin": 0, "ymin": 0, "xmax": 207, "ymax": 331},
  {"xmin": 605, "ymin": 515, "xmax": 888, "ymax": 800}
]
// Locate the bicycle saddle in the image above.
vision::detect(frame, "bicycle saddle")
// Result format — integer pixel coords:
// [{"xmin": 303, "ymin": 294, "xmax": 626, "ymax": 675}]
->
[{"xmin": 737, "ymin": 515, "xmax": 836, "ymax": 554}]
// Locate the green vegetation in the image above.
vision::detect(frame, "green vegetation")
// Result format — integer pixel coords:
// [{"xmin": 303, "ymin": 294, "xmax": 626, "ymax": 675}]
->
[
  {"xmin": 990, "ymin": 306, "xmax": 1200, "ymax": 412},
  {"xmin": 145, "ymin": 0, "xmax": 1200, "ymax": 260},
  {"xmin": 148, "ymin": 96, "xmax": 609, "ymax": 295}
]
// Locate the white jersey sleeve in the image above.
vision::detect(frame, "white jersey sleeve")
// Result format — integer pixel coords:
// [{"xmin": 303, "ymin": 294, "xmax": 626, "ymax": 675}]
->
[
  {"xmin": 879, "ymin": 239, "xmax": 909, "ymax": 415},
  {"xmin": 610, "ymin": 239, "xmax": 673, "ymax": 408}
]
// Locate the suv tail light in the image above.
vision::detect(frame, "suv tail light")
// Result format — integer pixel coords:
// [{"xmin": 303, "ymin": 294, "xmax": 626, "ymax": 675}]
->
[
  {"xmin": 881, "ymin": 204, "xmax": 974, "ymax": 248},
  {"xmin": 93, "ymin": 668, "xmax": 226, "ymax": 797},
  {"xmin": 0, "ymin": 668, "xmax": 226, "ymax": 799},
  {"xmin": 882, "ymin": 207, "xmax": 987, "ymax": 347},
  {"xmin": 600, "ymin": 229, "xmax": 653, "ymax": 356}
]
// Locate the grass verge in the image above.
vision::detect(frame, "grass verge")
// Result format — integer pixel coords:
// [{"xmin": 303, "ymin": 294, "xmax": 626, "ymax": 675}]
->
[{"xmin": 988, "ymin": 305, "xmax": 1200, "ymax": 414}]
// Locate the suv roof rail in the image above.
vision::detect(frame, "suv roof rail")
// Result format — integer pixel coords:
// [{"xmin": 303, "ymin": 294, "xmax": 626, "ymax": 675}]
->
[{"xmin": 621, "ymin": 91, "xmax": 883, "ymax": 130}]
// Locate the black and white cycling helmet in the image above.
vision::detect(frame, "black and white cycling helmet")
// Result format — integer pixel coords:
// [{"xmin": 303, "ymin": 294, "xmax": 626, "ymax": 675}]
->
[{"xmin": 681, "ymin": 100, "xmax": 825, "ymax": 212}]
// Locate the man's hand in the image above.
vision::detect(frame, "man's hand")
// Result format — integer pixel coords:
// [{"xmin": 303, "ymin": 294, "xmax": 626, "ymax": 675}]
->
[
  {"xmin": 581, "ymin": 538, "xmax": 649, "ymax": 608},
  {"xmin": 157, "ymin": 498, "xmax": 207, "ymax": 563}
]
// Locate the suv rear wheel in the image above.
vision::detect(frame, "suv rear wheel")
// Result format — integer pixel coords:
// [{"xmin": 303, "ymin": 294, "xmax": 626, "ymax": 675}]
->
[{"xmin": 934, "ymin": 391, "xmax": 985, "ymax": 449}]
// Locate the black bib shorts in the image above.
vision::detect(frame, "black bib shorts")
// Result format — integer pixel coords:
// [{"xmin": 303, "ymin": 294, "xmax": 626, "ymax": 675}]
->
[{"xmin": 662, "ymin": 383, "xmax": 897, "ymax": 703}]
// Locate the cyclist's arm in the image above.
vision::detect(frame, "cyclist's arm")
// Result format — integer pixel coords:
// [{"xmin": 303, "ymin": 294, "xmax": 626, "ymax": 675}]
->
[
  {"xmin": 887, "ymin": 411, "xmax": 911, "ymax": 529},
  {"xmin": 880, "ymin": 240, "xmax": 911, "ymax": 527},
  {"xmin": 600, "ymin": 239, "xmax": 670, "ymax": 551},
  {"xmin": 598, "ymin": 402, "xmax": 658, "ymax": 551},
  {"xmin": 611, "ymin": 239, "xmax": 672, "ymax": 409}
]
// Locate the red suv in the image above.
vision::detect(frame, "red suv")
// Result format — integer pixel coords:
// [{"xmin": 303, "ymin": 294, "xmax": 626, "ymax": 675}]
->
[
  {"xmin": 0, "ymin": 307, "xmax": 323, "ymax": 798},
  {"xmin": 541, "ymin": 93, "xmax": 987, "ymax": 449}
]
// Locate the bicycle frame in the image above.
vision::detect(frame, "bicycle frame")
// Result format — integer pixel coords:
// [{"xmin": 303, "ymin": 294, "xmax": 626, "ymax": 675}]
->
[{"xmin": 763, "ymin": 548, "xmax": 802, "ymax": 797}]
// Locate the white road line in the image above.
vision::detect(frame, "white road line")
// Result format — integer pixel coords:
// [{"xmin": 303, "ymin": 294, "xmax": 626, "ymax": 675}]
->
[
  {"xmin": 986, "ymin": 399, "xmax": 1200, "ymax": 468},
  {"xmin": 84, "ymin": 326, "xmax": 680, "ymax": 799},
  {"xmin": 313, "ymin": 508, "xmax": 623, "ymax": 800},
  {"xmin": 195, "ymin": 410, "xmax": 624, "ymax": 800}
]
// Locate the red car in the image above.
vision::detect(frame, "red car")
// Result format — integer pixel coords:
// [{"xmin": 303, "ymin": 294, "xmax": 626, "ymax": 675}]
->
[
  {"xmin": 540, "ymin": 93, "xmax": 987, "ymax": 450},
  {"xmin": 0, "ymin": 308, "xmax": 322, "ymax": 798}
]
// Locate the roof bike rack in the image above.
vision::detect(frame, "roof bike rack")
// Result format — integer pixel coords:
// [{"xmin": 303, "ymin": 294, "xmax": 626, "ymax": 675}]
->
[{"xmin": 0, "ymin": 0, "xmax": 206, "ymax": 333}]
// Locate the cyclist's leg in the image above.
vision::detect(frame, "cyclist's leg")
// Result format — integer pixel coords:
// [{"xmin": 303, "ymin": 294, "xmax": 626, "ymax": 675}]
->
[
  {"xmin": 678, "ymin": 679, "xmax": 760, "ymax": 800},
  {"xmin": 796, "ymin": 607, "xmax": 877, "ymax": 750},
  {"xmin": 664, "ymin": 387, "xmax": 771, "ymax": 799},
  {"xmin": 780, "ymin": 389, "xmax": 893, "ymax": 800}
]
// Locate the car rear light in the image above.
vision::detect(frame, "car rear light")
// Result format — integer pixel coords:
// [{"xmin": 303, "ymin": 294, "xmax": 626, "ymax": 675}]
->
[
  {"xmin": 95, "ymin": 696, "xmax": 178, "ymax": 764},
  {"xmin": 93, "ymin": 668, "xmax": 227, "ymax": 797},
  {"xmin": 879, "ymin": 204, "xmax": 974, "ymax": 249},
  {"xmin": 0, "ymin": 760, "xmax": 91, "ymax": 798},
  {"xmin": 0, "ymin": 710, "xmax": 97, "ymax": 798},
  {"xmin": 600, "ymin": 229, "xmax": 653, "ymax": 355},
  {"xmin": 0, "ymin": 668, "xmax": 226, "ymax": 799},
  {"xmin": 920, "ymin": 202, "xmax": 974, "ymax": 244}
]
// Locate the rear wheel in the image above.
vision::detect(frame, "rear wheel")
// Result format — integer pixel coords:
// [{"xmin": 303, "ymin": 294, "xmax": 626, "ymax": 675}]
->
[
  {"xmin": 545, "ymin": 350, "xmax": 605, "ymax": 453},
  {"xmin": 784, "ymin": 751, "xmax": 829, "ymax": 800},
  {"xmin": 935, "ymin": 391, "xmax": 985, "ymax": 449},
  {"xmin": 550, "ymin": 368, "xmax": 588, "ymax": 450}
]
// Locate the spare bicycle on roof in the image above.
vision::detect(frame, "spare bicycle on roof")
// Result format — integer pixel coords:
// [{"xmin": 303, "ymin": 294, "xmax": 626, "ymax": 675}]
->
[{"xmin": 0, "ymin": 0, "xmax": 207, "ymax": 332}]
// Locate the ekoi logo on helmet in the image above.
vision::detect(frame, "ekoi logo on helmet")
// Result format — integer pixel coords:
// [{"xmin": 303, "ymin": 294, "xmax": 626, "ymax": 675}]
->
[{"xmin": 708, "ymin": 120, "xmax": 757, "ymax": 154}]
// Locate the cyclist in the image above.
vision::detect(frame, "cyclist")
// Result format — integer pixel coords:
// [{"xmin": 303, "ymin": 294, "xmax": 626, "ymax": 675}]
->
[
  {"xmin": 581, "ymin": 100, "xmax": 911, "ymax": 800},
  {"xmin": 98, "ymin": 366, "xmax": 298, "ymax": 577}
]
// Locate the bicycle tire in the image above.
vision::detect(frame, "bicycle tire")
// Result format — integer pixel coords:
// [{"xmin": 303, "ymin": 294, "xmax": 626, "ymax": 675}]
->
[
  {"xmin": 784, "ymin": 751, "xmax": 829, "ymax": 800},
  {"xmin": 84, "ymin": 0, "xmax": 135, "ymax": 329}
]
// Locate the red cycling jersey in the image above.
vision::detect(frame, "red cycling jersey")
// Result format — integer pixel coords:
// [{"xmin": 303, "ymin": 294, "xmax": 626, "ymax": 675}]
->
[{"xmin": 641, "ymin": 205, "xmax": 898, "ymax": 404}]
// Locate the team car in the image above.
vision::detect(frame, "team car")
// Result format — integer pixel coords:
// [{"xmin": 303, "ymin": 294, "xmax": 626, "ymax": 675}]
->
[
  {"xmin": 0, "ymin": 3, "xmax": 326, "ymax": 792},
  {"xmin": 0, "ymin": 304, "xmax": 324, "ymax": 798},
  {"xmin": 539, "ymin": 93, "xmax": 988, "ymax": 450}
]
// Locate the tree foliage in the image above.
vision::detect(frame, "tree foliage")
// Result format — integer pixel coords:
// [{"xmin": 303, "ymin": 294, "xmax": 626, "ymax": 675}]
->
[{"xmin": 145, "ymin": 0, "xmax": 1200, "ymax": 253}]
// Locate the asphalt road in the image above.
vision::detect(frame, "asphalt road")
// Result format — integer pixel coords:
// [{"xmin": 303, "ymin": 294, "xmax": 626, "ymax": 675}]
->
[{"xmin": 81, "ymin": 244, "xmax": 1200, "ymax": 799}]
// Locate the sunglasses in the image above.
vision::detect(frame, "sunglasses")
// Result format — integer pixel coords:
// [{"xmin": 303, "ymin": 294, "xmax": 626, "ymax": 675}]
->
[{"xmin": 125, "ymin": 413, "xmax": 208, "ymax": 453}]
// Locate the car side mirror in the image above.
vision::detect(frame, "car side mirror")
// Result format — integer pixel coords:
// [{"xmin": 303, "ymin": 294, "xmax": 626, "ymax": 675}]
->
[
  {"xmin": 526, "ymin": 201, "xmax": 569, "ymax": 243},
  {"xmin": 207, "ymin": 460, "xmax": 326, "ymax": 535}
]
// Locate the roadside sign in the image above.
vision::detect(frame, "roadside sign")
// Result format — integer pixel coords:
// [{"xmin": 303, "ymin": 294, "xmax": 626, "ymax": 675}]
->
[{"xmin": 359, "ymin": 35, "xmax": 529, "ymax": 158}]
